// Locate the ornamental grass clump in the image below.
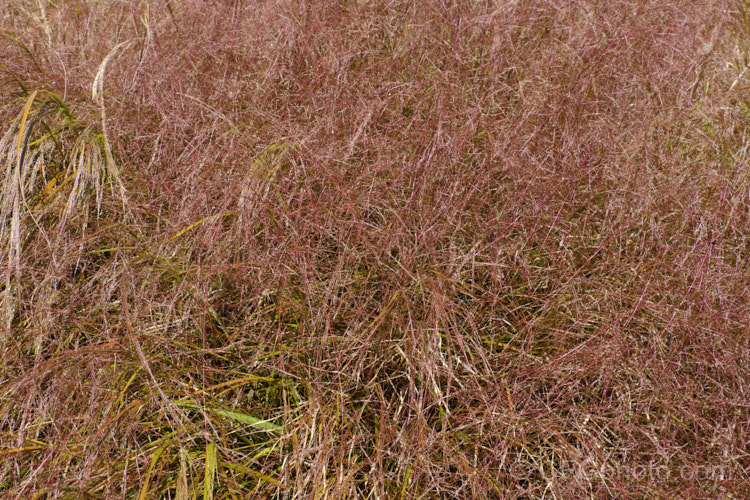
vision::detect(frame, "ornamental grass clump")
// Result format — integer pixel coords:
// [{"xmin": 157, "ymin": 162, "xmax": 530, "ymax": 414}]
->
[
  {"xmin": 0, "ymin": 88, "xmax": 125, "ymax": 345},
  {"xmin": 1, "ymin": 0, "xmax": 750, "ymax": 498}
]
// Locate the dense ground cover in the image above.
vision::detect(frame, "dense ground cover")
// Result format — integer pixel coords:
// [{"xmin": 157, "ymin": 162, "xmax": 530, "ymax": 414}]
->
[{"xmin": 1, "ymin": 0, "xmax": 749, "ymax": 498}]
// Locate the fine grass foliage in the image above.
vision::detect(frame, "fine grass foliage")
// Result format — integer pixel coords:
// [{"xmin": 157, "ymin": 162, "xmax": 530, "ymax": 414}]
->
[
  {"xmin": 1, "ymin": 0, "xmax": 750, "ymax": 498},
  {"xmin": 1, "ymin": 88, "xmax": 125, "ymax": 347}
]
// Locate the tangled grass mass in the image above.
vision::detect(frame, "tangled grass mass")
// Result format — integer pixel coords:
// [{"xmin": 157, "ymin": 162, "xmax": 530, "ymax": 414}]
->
[{"xmin": 1, "ymin": 1, "xmax": 749, "ymax": 498}]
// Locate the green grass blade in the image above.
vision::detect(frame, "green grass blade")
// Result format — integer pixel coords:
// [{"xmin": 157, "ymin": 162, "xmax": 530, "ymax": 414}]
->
[{"xmin": 204, "ymin": 441, "xmax": 217, "ymax": 500}]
